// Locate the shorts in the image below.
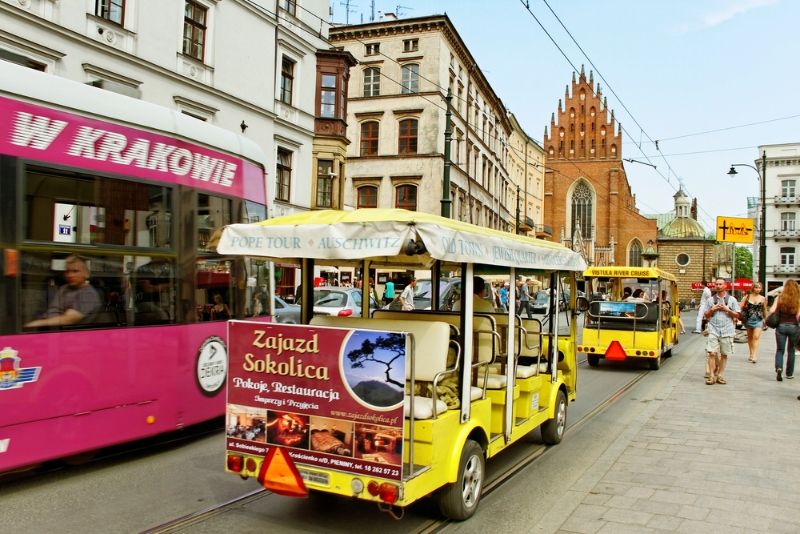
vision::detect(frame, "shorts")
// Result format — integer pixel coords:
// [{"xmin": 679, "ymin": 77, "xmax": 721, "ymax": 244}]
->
[
  {"xmin": 745, "ymin": 315, "xmax": 763, "ymax": 329},
  {"xmin": 706, "ymin": 335, "xmax": 734, "ymax": 356}
]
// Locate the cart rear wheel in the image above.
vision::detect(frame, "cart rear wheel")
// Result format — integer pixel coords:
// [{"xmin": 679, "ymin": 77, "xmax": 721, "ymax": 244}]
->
[
  {"xmin": 541, "ymin": 390, "xmax": 567, "ymax": 445},
  {"xmin": 649, "ymin": 352, "xmax": 662, "ymax": 370},
  {"xmin": 437, "ymin": 439, "xmax": 484, "ymax": 520},
  {"xmin": 587, "ymin": 354, "xmax": 599, "ymax": 367}
]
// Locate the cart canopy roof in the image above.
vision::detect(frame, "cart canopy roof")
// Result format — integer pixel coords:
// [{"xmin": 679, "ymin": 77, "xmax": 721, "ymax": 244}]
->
[{"xmin": 217, "ymin": 209, "xmax": 587, "ymax": 272}]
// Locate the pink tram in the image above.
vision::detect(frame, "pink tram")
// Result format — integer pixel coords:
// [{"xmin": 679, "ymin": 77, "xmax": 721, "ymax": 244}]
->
[{"xmin": 0, "ymin": 61, "xmax": 268, "ymax": 472}]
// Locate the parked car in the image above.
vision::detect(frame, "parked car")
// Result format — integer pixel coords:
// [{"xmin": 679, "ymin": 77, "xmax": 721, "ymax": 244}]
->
[
  {"xmin": 313, "ymin": 287, "xmax": 379, "ymax": 317},
  {"xmin": 530, "ymin": 289, "xmax": 568, "ymax": 315},
  {"xmin": 413, "ymin": 278, "xmax": 458, "ymax": 310},
  {"xmin": 273, "ymin": 295, "xmax": 301, "ymax": 324}
]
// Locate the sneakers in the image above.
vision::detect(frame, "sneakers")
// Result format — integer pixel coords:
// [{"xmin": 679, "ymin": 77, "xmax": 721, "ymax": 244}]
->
[
  {"xmin": 787, "ymin": 375, "xmax": 795, "ymax": 380},
  {"xmin": 692, "ymin": 329, "xmax": 702, "ymax": 334},
  {"xmin": 777, "ymin": 368, "xmax": 783, "ymax": 382}
]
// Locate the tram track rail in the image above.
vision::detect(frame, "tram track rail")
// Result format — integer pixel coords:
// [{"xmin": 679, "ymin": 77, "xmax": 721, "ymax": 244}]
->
[{"xmin": 144, "ymin": 359, "xmax": 652, "ymax": 534}]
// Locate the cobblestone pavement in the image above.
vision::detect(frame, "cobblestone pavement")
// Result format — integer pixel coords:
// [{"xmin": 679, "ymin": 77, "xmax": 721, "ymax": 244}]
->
[{"xmin": 555, "ymin": 317, "xmax": 800, "ymax": 533}]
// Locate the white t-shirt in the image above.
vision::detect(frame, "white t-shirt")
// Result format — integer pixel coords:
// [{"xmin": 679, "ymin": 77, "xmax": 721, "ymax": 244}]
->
[{"xmin": 400, "ymin": 284, "xmax": 415, "ymax": 309}]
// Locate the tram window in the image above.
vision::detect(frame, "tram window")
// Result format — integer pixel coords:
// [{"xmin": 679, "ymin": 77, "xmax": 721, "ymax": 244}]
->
[
  {"xmin": 198, "ymin": 194, "xmax": 232, "ymax": 252},
  {"xmin": 131, "ymin": 256, "xmax": 176, "ymax": 325},
  {"xmin": 241, "ymin": 200, "xmax": 266, "ymax": 223},
  {"xmin": 24, "ymin": 167, "xmax": 172, "ymax": 248},
  {"xmin": 19, "ymin": 252, "xmax": 140, "ymax": 331},
  {"xmin": 196, "ymin": 258, "xmax": 241, "ymax": 321}
]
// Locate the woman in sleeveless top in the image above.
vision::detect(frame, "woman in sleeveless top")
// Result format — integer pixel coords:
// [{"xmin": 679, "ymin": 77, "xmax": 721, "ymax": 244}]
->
[
  {"xmin": 767, "ymin": 279, "xmax": 800, "ymax": 381},
  {"xmin": 740, "ymin": 282, "xmax": 767, "ymax": 363}
]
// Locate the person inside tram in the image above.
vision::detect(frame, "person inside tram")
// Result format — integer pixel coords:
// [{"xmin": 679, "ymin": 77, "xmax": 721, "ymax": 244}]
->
[
  {"xmin": 453, "ymin": 276, "xmax": 496, "ymax": 313},
  {"xmin": 25, "ymin": 255, "xmax": 101, "ymax": 328},
  {"xmin": 211, "ymin": 293, "xmax": 232, "ymax": 320}
]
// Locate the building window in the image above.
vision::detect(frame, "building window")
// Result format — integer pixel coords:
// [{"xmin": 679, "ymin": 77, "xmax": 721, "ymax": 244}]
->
[
  {"xmin": 781, "ymin": 247, "xmax": 795, "ymax": 266},
  {"xmin": 398, "ymin": 118, "xmax": 418, "ymax": 155},
  {"xmin": 782, "ymin": 179, "xmax": 796, "ymax": 197},
  {"xmin": 357, "ymin": 186, "xmax": 378, "ymax": 208},
  {"xmin": 571, "ymin": 181, "xmax": 593, "ymax": 239},
  {"xmin": 316, "ymin": 160, "xmax": 334, "ymax": 208},
  {"xmin": 401, "ymin": 64, "xmax": 419, "ymax": 94},
  {"xmin": 280, "ymin": 57, "xmax": 294, "ymax": 105},
  {"xmin": 360, "ymin": 122, "xmax": 379, "ymax": 156},
  {"xmin": 319, "ymin": 73, "xmax": 336, "ymax": 118},
  {"xmin": 279, "ymin": 0, "xmax": 296, "ymax": 15},
  {"xmin": 276, "ymin": 149, "xmax": 292, "ymax": 202},
  {"xmin": 395, "ymin": 184, "xmax": 417, "ymax": 211},
  {"xmin": 628, "ymin": 240, "xmax": 643, "ymax": 267},
  {"xmin": 781, "ymin": 212, "xmax": 796, "ymax": 231},
  {"xmin": 403, "ymin": 39, "xmax": 419, "ymax": 52},
  {"xmin": 96, "ymin": 0, "xmax": 124, "ymax": 25},
  {"xmin": 365, "ymin": 43, "xmax": 380, "ymax": 56},
  {"xmin": 363, "ymin": 67, "xmax": 380, "ymax": 97},
  {"xmin": 676, "ymin": 253, "xmax": 690, "ymax": 267},
  {"xmin": 183, "ymin": 1, "xmax": 207, "ymax": 62}
]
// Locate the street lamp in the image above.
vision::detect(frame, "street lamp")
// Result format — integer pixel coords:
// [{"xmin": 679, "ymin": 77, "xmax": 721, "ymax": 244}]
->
[{"xmin": 727, "ymin": 150, "xmax": 767, "ymax": 290}]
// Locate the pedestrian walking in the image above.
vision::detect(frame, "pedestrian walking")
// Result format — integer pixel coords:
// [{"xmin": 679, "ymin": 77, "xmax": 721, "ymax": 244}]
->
[
  {"xmin": 517, "ymin": 278, "xmax": 532, "ymax": 319},
  {"xmin": 740, "ymin": 282, "xmax": 768, "ymax": 363},
  {"xmin": 699, "ymin": 278, "xmax": 740, "ymax": 385},
  {"xmin": 766, "ymin": 279, "xmax": 800, "ymax": 381}
]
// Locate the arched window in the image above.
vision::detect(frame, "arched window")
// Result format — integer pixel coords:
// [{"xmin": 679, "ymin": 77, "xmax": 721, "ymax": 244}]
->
[
  {"xmin": 629, "ymin": 239, "xmax": 643, "ymax": 266},
  {"xmin": 363, "ymin": 67, "xmax": 380, "ymax": 97},
  {"xmin": 357, "ymin": 185, "xmax": 378, "ymax": 208},
  {"xmin": 395, "ymin": 184, "xmax": 417, "ymax": 210},
  {"xmin": 571, "ymin": 181, "xmax": 593, "ymax": 239},
  {"xmin": 360, "ymin": 121, "xmax": 379, "ymax": 156},
  {"xmin": 398, "ymin": 118, "xmax": 418, "ymax": 154}
]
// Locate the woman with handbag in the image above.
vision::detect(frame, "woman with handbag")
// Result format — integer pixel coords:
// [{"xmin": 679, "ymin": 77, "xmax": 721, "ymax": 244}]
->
[
  {"xmin": 740, "ymin": 282, "xmax": 768, "ymax": 363},
  {"xmin": 766, "ymin": 279, "xmax": 800, "ymax": 381}
]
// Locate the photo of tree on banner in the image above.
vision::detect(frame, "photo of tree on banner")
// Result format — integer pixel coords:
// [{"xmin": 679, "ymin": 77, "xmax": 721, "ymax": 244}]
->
[{"xmin": 342, "ymin": 330, "xmax": 406, "ymax": 409}]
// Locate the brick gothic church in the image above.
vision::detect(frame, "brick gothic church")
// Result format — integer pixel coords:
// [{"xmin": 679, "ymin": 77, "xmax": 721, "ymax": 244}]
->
[{"xmin": 543, "ymin": 67, "xmax": 657, "ymax": 266}]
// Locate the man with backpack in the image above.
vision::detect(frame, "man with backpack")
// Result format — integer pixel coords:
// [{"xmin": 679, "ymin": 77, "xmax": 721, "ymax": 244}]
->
[{"xmin": 698, "ymin": 278, "xmax": 740, "ymax": 385}]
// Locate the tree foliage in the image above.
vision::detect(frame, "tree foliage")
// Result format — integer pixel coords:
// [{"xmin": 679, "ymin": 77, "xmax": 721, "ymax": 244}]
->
[
  {"xmin": 346, "ymin": 333, "xmax": 405, "ymax": 388},
  {"xmin": 735, "ymin": 246, "xmax": 753, "ymax": 279}
]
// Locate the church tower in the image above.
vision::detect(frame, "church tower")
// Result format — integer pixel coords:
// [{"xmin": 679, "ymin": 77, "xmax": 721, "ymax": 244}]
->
[{"xmin": 542, "ymin": 66, "xmax": 656, "ymax": 266}]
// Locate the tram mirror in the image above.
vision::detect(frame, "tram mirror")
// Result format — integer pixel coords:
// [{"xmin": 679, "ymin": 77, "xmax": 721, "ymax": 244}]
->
[{"xmin": 575, "ymin": 296, "xmax": 590, "ymax": 313}]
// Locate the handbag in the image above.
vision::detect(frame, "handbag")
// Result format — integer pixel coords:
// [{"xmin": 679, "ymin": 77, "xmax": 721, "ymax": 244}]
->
[{"xmin": 766, "ymin": 312, "xmax": 779, "ymax": 329}]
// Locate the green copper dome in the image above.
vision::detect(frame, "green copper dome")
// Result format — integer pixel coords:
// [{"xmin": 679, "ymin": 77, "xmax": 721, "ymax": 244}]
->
[{"xmin": 660, "ymin": 216, "xmax": 706, "ymax": 238}]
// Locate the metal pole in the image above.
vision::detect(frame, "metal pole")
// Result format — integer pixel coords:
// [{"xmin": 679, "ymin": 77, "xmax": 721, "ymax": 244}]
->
[
  {"xmin": 759, "ymin": 150, "xmax": 767, "ymax": 290},
  {"xmin": 441, "ymin": 88, "xmax": 453, "ymax": 218},
  {"xmin": 515, "ymin": 184, "xmax": 521, "ymax": 235}
]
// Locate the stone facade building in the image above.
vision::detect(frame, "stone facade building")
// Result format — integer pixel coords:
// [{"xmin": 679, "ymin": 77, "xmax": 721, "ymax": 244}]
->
[
  {"xmin": 508, "ymin": 113, "xmax": 548, "ymax": 237},
  {"xmin": 542, "ymin": 67, "xmax": 656, "ymax": 266},
  {"xmin": 330, "ymin": 14, "xmax": 518, "ymax": 230}
]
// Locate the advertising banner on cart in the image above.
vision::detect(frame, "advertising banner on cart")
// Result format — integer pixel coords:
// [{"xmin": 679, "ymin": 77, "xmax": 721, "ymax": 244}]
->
[{"xmin": 226, "ymin": 320, "xmax": 406, "ymax": 481}]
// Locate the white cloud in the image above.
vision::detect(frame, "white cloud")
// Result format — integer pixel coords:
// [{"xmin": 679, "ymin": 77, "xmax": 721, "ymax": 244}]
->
[{"xmin": 700, "ymin": 0, "xmax": 779, "ymax": 28}]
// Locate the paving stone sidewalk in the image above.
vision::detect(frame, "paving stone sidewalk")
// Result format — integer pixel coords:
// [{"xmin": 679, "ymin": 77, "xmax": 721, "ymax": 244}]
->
[{"xmin": 558, "ymin": 320, "xmax": 800, "ymax": 533}]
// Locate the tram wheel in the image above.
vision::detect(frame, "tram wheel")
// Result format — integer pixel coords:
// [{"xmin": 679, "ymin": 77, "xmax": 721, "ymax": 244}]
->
[
  {"xmin": 437, "ymin": 439, "xmax": 484, "ymax": 520},
  {"xmin": 541, "ymin": 390, "xmax": 567, "ymax": 445},
  {"xmin": 587, "ymin": 354, "xmax": 599, "ymax": 367}
]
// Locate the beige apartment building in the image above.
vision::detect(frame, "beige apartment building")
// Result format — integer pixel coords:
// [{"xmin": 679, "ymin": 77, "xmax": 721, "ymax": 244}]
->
[
  {"xmin": 330, "ymin": 14, "xmax": 523, "ymax": 231},
  {"xmin": 508, "ymin": 113, "xmax": 548, "ymax": 237}
]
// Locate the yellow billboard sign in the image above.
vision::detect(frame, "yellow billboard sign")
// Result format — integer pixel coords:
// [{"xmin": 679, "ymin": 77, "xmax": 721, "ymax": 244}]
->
[{"xmin": 716, "ymin": 216, "xmax": 754, "ymax": 243}]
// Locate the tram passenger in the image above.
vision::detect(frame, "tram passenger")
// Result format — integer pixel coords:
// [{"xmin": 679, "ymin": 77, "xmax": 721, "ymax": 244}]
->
[
  {"xmin": 453, "ymin": 276, "xmax": 496, "ymax": 313},
  {"xmin": 25, "ymin": 255, "xmax": 101, "ymax": 328},
  {"xmin": 211, "ymin": 293, "xmax": 232, "ymax": 320}
]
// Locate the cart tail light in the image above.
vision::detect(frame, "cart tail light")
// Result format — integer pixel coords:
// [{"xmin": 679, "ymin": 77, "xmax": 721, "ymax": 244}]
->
[
  {"xmin": 227, "ymin": 454, "xmax": 243, "ymax": 473},
  {"xmin": 378, "ymin": 483, "xmax": 399, "ymax": 504}
]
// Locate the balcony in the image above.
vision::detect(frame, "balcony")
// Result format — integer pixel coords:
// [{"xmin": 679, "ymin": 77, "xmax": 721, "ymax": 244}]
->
[
  {"xmin": 771, "ymin": 228, "xmax": 800, "ymax": 240},
  {"xmin": 773, "ymin": 195, "xmax": 800, "ymax": 206},
  {"xmin": 534, "ymin": 223, "xmax": 553, "ymax": 239},
  {"xmin": 771, "ymin": 264, "xmax": 800, "ymax": 275}
]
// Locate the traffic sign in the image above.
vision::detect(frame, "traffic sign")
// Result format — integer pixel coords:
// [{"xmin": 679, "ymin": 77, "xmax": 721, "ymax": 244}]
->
[{"xmin": 716, "ymin": 216, "xmax": 754, "ymax": 243}]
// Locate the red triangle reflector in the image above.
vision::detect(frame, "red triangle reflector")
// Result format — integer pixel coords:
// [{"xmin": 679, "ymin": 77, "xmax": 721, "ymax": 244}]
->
[
  {"xmin": 257, "ymin": 446, "xmax": 309, "ymax": 497},
  {"xmin": 604, "ymin": 340, "xmax": 627, "ymax": 361}
]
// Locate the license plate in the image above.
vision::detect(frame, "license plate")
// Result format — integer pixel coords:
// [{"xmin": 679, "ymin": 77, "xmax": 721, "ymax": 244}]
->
[{"xmin": 299, "ymin": 469, "xmax": 329, "ymax": 485}]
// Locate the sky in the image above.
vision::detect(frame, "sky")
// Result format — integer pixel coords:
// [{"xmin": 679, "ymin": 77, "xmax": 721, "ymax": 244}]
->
[{"xmin": 329, "ymin": 0, "xmax": 800, "ymax": 232}]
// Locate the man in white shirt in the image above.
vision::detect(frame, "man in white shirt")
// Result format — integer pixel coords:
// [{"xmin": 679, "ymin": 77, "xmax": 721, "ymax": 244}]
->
[
  {"xmin": 694, "ymin": 283, "xmax": 713, "ymax": 333},
  {"xmin": 399, "ymin": 278, "xmax": 416, "ymax": 310}
]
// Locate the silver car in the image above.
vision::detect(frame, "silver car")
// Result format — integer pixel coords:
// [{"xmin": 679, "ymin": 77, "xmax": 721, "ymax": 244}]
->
[
  {"xmin": 313, "ymin": 287, "xmax": 379, "ymax": 317},
  {"xmin": 273, "ymin": 295, "xmax": 301, "ymax": 323}
]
